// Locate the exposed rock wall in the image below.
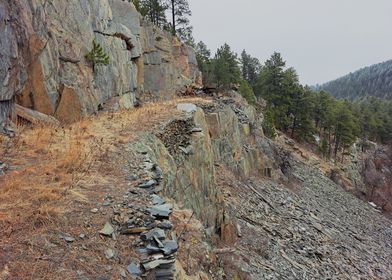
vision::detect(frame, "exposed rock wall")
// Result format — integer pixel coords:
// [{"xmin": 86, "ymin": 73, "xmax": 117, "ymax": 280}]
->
[
  {"xmin": 129, "ymin": 96, "xmax": 274, "ymax": 229},
  {"xmin": 0, "ymin": 0, "xmax": 201, "ymax": 123}
]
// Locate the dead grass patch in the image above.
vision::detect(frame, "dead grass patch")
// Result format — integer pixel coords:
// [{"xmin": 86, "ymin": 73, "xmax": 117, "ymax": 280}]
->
[{"xmin": 0, "ymin": 97, "xmax": 210, "ymax": 278}]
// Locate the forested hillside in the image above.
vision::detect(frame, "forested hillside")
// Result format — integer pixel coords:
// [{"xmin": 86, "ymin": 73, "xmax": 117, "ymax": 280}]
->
[
  {"xmin": 196, "ymin": 44, "xmax": 392, "ymax": 151},
  {"xmin": 318, "ymin": 60, "xmax": 392, "ymax": 100}
]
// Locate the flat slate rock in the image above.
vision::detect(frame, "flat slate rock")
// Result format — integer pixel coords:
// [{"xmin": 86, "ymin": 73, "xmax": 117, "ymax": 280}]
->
[
  {"xmin": 151, "ymin": 194, "xmax": 166, "ymax": 205},
  {"xmin": 147, "ymin": 204, "xmax": 173, "ymax": 219},
  {"xmin": 61, "ymin": 235, "xmax": 75, "ymax": 242},
  {"xmin": 99, "ymin": 222, "xmax": 115, "ymax": 236},
  {"xmin": 176, "ymin": 103, "xmax": 197, "ymax": 113},
  {"xmin": 162, "ymin": 240, "xmax": 178, "ymax": 255},
  {"xmin": 158, "ymin": 220, "xmax": 173, "ymax": 230},
  {"xmin": 142, "ymin": 259, "xmax": 175, "ymax": 271},
  {"xmin": 139, "ymin": 179, "xmax": 158, "ymax": 188},
  {"xmin": 105, "ymin": 248, "xmax": 115, "ymax": 259},
  {"xmin": 127, "ymin": 263, "xmax": 141, "ymax": 278},
  {"xmin": 142, "ymin": 228, "xmax": 166, "ymax": 241}
]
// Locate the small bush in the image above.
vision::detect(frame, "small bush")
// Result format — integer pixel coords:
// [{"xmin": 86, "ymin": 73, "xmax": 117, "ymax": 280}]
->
[{"xmin": 85, "ymin": 40, "xmax": 109, "ymax": 68}]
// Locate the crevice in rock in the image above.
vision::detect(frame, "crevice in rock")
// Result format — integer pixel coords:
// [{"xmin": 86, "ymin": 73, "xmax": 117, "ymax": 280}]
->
[
  {"xmin": 94, "ymin": 30, "xmax": 134, "ymax": 51},
  {"xmin": 59, "ymin": 55, "xmax": 81, "ymax": 64}
]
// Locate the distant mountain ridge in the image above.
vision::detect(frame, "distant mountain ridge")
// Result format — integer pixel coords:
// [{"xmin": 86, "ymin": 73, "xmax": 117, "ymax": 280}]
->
[{"xmin": 317, "ymin": 60, "xmax": 392, "ymax": 100}]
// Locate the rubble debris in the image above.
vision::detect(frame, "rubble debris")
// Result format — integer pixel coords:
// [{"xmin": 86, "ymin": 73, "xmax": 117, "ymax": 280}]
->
[
  {"xmin": 105, "ymin": 248, "xmax": 115, "ymax": 259},
  {"xmin": 147, "ymin": 204, "xmax": 173, "ymax": 219},
  {"xmin": 179, "ymin": 145, "xmax": 194, "ymax": 155},
  {"xmin": 61, "ymin": 235, "xmax": 75, "ymax": 243},
  {"xmin": 190, "ymin": 127, "xmax": 203, "ymax": 133},
  {"xmin": 99, "ymin": 222, "xmax": 115, "ymax": 236},
  {"xmin": 139, "ymin": 179, "xmax": 158, "ymax": 188},
  {"xmin": 127, "ymin": 263, "xmax": 141, "ymax": 278},
  {"xmin": 141, "ymin": 228, "xmax": 166, "ymax": 241},
  {"xmin": 176, "ymin": 103, "xmax": 197, "ymax": 113},
  {"xmin": 158, "ymin": 221, "xmax": 173, "ymax": 230},
  {"xmin": 0, "ymin": 161, "xmax": 7, "ymax": 175},
  {"xmin": 151, "ymin": 194, "xmax": 166, "ymax": 205},
  {"xmin": 161, "ymin": 240, "xmax": 178, "ymax": 256}
]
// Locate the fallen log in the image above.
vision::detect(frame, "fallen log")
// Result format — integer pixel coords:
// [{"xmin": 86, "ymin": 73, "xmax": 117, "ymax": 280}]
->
[{"xmin": 15, "ymin": 104, "xmax": 60, "ymax": 126}]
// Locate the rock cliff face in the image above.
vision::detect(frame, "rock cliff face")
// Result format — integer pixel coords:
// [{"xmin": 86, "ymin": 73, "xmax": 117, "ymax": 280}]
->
[
  {"xmin": 0, "ymin": 0, "xmax": 201, "ymax": 123},
  {"xmin": 129, "ymin": 96, "xmax": 274, "ymax": 229}
]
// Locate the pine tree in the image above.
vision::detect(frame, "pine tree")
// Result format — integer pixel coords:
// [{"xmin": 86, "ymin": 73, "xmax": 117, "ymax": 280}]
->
[
  {"xmin": 85, "ymin": 40, "xmax": 109, "ymax": 71},
  {"xmin": 262, "ymin": 109, "xmax": 277, "ymax": 139},
  {"xmin": 255, "ymin": 52, "xmax": 287, "ymax": 103},
  {"xmin": 289, "ymin": 86, "xmax": 314, "ymax": 140},
  {"xmin": 240, "ymin": 50, "xmax": 261, "ymax": 89},
  {"xmin": 255, "ymin": 53, "xmax": 294, "ymax": 131},
  {"xmin": 131, "ymin": 0, "xmax": 141, "ymax": 11},
  {"xmin": 333, "ymin": 101, "xmax": 358, "ymax": 160},
  {"xmin": 166, "ymin": 0, "xmax": 192, "ymax": 38},
  {"xmin": 212, "ymin": 43, "xmax": 241, "ymax": 89},
  {"xmin": 239, "ymin": 80, "xmax": 256, "ymax": 105},
  {"xmin": 195, "ymin": 41, "xmax": 214, "ymax": 85},
  {"xmin": 140, "ymin": 0, "xmax": 167, "ymax": 27}
]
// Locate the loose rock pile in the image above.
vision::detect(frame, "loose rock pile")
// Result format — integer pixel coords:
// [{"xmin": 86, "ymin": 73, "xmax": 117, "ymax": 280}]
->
[
  {"xmin": 218, "ymin": 153, "xmax": 392, "ymax": 279},
  {"xmin": 100, "ymin": 152, "xmax": 179, "ymax": 279}
]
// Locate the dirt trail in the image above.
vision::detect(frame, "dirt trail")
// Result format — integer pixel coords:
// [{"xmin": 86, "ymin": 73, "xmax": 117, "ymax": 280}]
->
[{"xmin": 0, "ymin": 98, "xmax": 211, "ymax": 279}]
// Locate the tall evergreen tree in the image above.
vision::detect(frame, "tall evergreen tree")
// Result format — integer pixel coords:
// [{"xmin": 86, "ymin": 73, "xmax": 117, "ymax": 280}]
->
[
  {"xmin": 239, "ymin": 80, "xmax": 257, "ymax": 105},
  {"xmin": 289, "ymin": 86, "xmax": 314, "ymax": 140},
  {"xmin": 255, "ymin": 52, "xmax": 287, "ymax": 103},
  {"xmin": 255, "ymin": 53, "xmax": 293, "ymax": 130},
  {"xmin": 140, "ymin": 0, "xmax": 167, "ymax": 27},
  {"xmin": 212, "ymin": 43, "xmax": 241, "ymax": 89},
  {"xmin": 240, "ymin": 50, "xmax": 261, "ymax": 89},
  {"xmin": 333, "ymin": 101, "xmax": 358, "ymax": 160},
  {"xmin": 195, "ymin": 41, "xmax": 214, "ymax": 85},
  {"xmin": 166, "ymin": 0, "xmax": 192, "ymax": 38}
]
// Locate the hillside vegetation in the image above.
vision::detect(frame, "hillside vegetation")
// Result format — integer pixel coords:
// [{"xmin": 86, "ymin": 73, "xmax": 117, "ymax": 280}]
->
[
  {"xmin": 196, "ymin": 45, "xmax": 392, "ymax": 150},
  {"xmin": 317, "ymin": 60, "xmax": 392, "ymax": 100}
]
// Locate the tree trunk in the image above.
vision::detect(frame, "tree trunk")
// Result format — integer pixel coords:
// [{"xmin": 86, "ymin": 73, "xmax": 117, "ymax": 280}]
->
[
  {"xmin": 291, "ymin": 117, "xmax": 297, "ymax": 138},
  {"xmin": 171, "ymin": 0, "xmax": 176, "ymax": 36},
  {"xmin": 334, "ymin": 136, "xmax": 340, "ymax": 160},
  {"xmin": 328, "ymin": 128, "xmax": 332, "ymax": 159}
]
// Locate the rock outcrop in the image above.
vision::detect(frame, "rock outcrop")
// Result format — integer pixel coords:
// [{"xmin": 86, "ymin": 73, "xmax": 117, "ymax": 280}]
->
[
  {"xmin": 0, "ymin": 0, "xmax": 201, "ymax": 124},
  {"xmin": 128, "ymin": 95, "xmax": 274, "ymax": 231}
]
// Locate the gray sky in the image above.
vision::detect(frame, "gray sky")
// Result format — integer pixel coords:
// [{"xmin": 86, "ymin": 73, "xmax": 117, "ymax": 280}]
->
[{"xmin": 188, "ymin": 0, "xmax": 392, "ymax": 85}]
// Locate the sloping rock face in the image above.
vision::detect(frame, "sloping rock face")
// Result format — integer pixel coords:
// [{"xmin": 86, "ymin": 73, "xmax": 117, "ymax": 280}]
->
[
  {"xmin": 128, "ymin": 95, "xmax": 274, "ymax": 229},
  {"xmin": 0, "ymin": 0, "xmax": 201, "ymax": 123}
]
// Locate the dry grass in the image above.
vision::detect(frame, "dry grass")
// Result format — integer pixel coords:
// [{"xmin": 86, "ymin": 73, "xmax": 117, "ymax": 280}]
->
[
  {"xmin": 0, "ymin": 99, "xmax": 209, "ymax": 221},
  {"xmin": 0, "ymin": 97, "xmax": 210, "ymax": 278}
]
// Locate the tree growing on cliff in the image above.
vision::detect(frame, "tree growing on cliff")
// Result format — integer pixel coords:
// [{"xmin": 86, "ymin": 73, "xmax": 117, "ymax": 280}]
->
[
  {"xmin": 166, "ymin": 0, "xmax": 192, "ymax": 38},
  {"xmin": 140, "ymin": 0, "xmax": 167, "ymax": 27},
  {"xmin": 85, "ymin": 40, "xmax": 109, "ymax": 71}
]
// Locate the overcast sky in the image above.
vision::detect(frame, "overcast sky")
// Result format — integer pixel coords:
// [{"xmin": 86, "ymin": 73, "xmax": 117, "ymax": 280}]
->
[{"xmin": 188, "ymin": 0, "xmax": 392, "ymax": 85}]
